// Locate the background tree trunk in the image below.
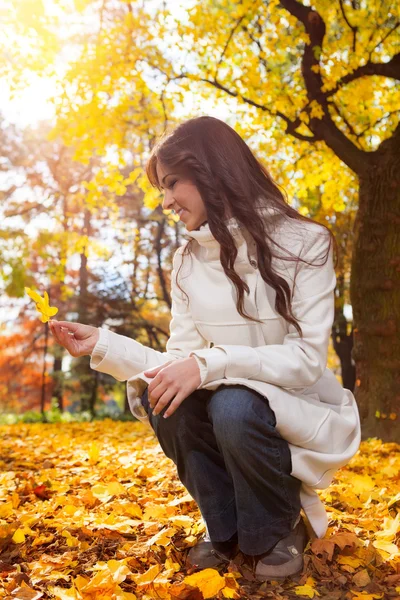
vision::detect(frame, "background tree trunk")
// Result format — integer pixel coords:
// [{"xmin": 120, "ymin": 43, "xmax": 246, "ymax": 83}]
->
[
  {"xmin": 75, "ymin": 207, "xmax": 98, "ymax": 415},
  {"xmin": 332, "ymin": 274, "xmax": 356, "ymax": 392},
  {"xmin": 350, "ymin": 135, "xmax": 400, "ymax": 441}
]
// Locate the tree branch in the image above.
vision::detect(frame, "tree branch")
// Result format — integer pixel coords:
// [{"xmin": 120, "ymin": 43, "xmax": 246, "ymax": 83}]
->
[
  {"xmin": 329, "ymin": 99, "xmax": 359, "ymax": 139},
  {"xmin": 278, "ymin": 0, "xmax": 371, "ymax": 175},
  {"xmin": 338, "ymin": 0, "xmax": 357, "ymax": 52},
  {"xmin": 325, "ymin": 51, "xmax": 400, "ymax": 99},
  {"xmin": 215, "ymin": 16, "xmax": 246, "ymax": 78}
]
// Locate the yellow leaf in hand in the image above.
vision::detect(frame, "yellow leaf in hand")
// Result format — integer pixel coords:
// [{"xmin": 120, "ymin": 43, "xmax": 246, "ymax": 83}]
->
[{"xmin": 25, "ymin": 287, "xmax": 58, "ymax": 323}]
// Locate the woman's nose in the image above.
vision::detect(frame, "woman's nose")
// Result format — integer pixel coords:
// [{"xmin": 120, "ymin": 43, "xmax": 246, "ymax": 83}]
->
[{"xmin": 162, "ymin": 190, "xmax": 175, "ymax": 211}]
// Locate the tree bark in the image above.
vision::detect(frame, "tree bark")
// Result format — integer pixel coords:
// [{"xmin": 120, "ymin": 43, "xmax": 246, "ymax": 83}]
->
[
  {"xmin": 76, "ymin": 207, "xmax": 98, "ymax": 415},
  {"xmin": 52, "ymin": 351, "xmax": 64, "ymax": 411},
  {"xmin": 332, "ymin": 316, "xmax": 355, "ymax": 392},
  {"xmin": 40, "ymin": 321, "xmax": 49, "ymax": 421},
  {"xmin": 350, "ymin": 134, "xmax": 400, "ymax": 441},
  {"xmin": 332, "ymin": 273, "xmax": 356, "ymax": 392}
]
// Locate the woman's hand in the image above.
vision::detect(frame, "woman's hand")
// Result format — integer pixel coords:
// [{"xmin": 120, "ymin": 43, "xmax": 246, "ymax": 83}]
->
[
  {"xmin": 143, "ymin": 357, "xmax": 201, "ymax": 418},
  {"xmin": 49, "ymin": 320, "xmax": 99, "ymax": 357}
]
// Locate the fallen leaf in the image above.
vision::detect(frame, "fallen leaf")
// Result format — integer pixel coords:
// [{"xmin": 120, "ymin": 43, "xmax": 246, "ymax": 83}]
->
[
  {"xmin": 184, "ymin": 568, "xmax": 226, "ymax": 599},
  {"xmin": 353, "ymin": 569, "xmax": 371, "ymax": 587}
]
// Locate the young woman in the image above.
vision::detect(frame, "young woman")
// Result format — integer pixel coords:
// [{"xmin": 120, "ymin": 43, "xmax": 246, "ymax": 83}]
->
[{"xmin": 50, "ymin": 116, "xmax": 361, "ymax": 581}]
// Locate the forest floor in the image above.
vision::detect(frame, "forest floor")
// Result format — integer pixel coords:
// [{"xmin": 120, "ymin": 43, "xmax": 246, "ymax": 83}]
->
[{"xmin": 0, "ymin": 421, "xmax": 399, "ymax": 600}]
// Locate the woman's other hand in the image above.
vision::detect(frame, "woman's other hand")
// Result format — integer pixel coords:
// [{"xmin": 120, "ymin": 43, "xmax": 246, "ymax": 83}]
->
[
  {"xmin": 143, "ymin": 357, "xmax": 201, "ymax": 418},
  {"xmin": 49, "ymin": 320, "xmax": 100, "ymax": 357}
]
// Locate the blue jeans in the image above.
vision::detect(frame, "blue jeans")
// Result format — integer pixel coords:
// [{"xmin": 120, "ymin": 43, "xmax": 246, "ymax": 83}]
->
[{"xmin": 140, "ymin": 384, "xmax": 302, "ymax": 555}]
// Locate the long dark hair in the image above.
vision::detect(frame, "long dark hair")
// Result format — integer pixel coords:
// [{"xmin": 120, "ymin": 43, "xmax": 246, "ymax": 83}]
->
[{"xmin": 146, "ymin": 116, "xmax": 337, "ymax": 336}]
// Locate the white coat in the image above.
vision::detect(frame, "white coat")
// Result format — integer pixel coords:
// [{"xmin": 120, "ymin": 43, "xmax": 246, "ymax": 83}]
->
[{"xmin": 90, "ymin": 206, "xmax": 361, "ymax": 539}]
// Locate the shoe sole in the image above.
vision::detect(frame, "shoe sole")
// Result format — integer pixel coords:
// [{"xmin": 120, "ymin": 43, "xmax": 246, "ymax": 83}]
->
[{"xmin": 255, "ymin": 554, "xmax": 303, "ymax": 580}]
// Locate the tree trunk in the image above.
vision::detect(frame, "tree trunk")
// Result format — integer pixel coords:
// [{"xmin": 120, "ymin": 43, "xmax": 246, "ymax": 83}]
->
[
  {"xmin": 52, "ymin": 351, "xmax": 64, "ymax": 411},
  {"xmin": 41, "ymin": 322, "xmax": 49, "ymax": 421},
  {"xmin": 90, "ymin": 369, "xmax": 99, "ymax": 415},
  {"xmin": 332, "ymin": 318, "xmax": 355, "ymax": 392},
  {"xmin": 76, "ymin": 207, "xmax": 95, "ymax": 415},
  {"xmin": 350, "ymin": 144, "xmax": 400, "ymax": 441},
  {"xmin": 50, "ymin": 191, "xmax": 69, "ymax": 412},
  {"xmin": 124, "ymin": 385, "xmax": 130, "ymax": 415},
  {"xmin": 332, "ymin": 274, "xmax": 356, "ymax": 392}
]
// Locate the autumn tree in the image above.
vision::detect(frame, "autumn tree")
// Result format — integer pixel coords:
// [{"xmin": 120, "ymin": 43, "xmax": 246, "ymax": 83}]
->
[{"xmin": 158, "ymin": 0, "xmax": 400, "ymax": 440}]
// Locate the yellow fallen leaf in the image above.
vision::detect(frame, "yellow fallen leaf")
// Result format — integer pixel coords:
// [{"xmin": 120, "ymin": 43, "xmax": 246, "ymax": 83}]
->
[
  {"xmin": 381, "ymin": 464, "xmax": 399, "ymax": 477},
  {"xmin": 61, "ymin": 530, "xmax": 79, "ymax": 547},
  {"xmin": 222, "ymin": 573, "xmax": 240, "ymax": 598},
  {"xmin": 168, "ymin": 493, "xmax": 194, "ymax": 506},
  {"xmin": 92, "ymin": 482, "xmax": 126, "ymax": 502},
  {"xmin": 222, "ymin": 587, "xmax": 240, "ymax": 599},
  {"xmin": 295, "ymin": 577, "xmax": 320, "ymax": 598},
  {"xmin": 153, "ymin": 567, "xmax": 176, "ymax": 584},
  {"xmin": 374, "ymin": 512, "xmax": 400, "ymax": 540},
  {"xmin": 184, "ymin": 568, "xmax": 225, "ymax": 599},
  {"xmin": 88, "ymin": 442, "xmax": 101, "ymax": 464},
  {"xmin": 372, "ymin": 540, "xmax": 400, "ymax": 557},
  {"xmin": 0, "ymin": 501, "xmax": 13, "ymax": 518},
  {"xmin": 168, "ymin": 515, "xmax": 193, "ymax": 527},
  {"xmin": 184, "ymin": 534, "xmax": 198, "ymax": 544},
  {"xmin": 63, "ymin": 505, "xmax": 80, "ymax": 516},
  {"xmin": 88, "ymin": 559, "xmax": 132, "ymax": 585},
  {"xmin": 12, "ymin": 528, "xmax": 26, "ymax": 543},
  {"xmin": 31, "ymin": 533, "xmax": 55, "ymax": 547},
  {"xmin": 143, "ymin": 504, "xmax": 169, "ymax": 520},
  {"xmin": 146, "ymin": 526, "xmax": 176, "ymax": 546},
  {"xmin": 351, "ymin": 475, "xmax": 375, "ymax": 495},
  {"xmin": 337, "ymin": 556, "xmax": 364, "ymax": 568},
  {"xmin": 388, "ymin": 492, "xmax": 400, "ymax": 508},
  {"xmin": 164, "ymin": 557, "xmax": 181, "ymax": 572},
  {"xmin": 25, "ymin": 287, "xmax": 58, "ymax": 323},
  {"xmin": 295, "ymin": 585, "xmax": 320, "ymax": 598},
  {"xmin": 131, "ymin": 564, "xmax": 162, "ymax": 586},
  {"xmin": 12, "ymin": 492, "xmax": 20, "ymax": 509},
  {"xmin": 49, "ymin": 586, "xmax": 79, "ymax": 599}
]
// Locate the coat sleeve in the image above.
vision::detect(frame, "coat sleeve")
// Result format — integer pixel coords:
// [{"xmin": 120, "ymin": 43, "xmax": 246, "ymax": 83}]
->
[
  {"xmin": 189, "ymin": 228, "xmax": 336, "ymax": 389},
  {"xmin": 89, "ymin": 246, "xmax": 209, "ymax": 382}
]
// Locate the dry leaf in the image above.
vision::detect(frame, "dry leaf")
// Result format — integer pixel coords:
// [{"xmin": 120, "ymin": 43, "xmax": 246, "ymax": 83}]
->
[{"xmin": 184, "ymin": 568, "xmax": 226, "ymax": 598}]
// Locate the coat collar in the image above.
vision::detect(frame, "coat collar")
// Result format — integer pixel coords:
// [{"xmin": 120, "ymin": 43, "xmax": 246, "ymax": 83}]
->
[{"xmin": 183, "ymin": 205, "xmax": 281, "ymax": 249}]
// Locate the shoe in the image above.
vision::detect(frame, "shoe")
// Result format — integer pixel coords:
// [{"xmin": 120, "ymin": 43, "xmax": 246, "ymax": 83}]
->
[
  {"xmin": 255, "ymin": 518, "xmax": 309, "ymax": 581},
  {"xmin": 186, "ymin": 532, "xmax": 239, "ymax": 569}
]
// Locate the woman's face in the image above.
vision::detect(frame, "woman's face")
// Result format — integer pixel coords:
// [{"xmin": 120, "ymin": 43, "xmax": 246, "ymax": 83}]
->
[{"xmin": 156, "ymin": 161, "xmax": 208, "ymax": 231}]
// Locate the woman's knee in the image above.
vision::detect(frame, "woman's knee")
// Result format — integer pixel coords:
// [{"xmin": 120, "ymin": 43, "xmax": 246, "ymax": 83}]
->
[
  {"xmin": 141, "ymin": 387, "xmax": 209, "ymax": 433},
  {"xmin": 207, "ymin": 385, "xmax": 276, "ymax": 447}
]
